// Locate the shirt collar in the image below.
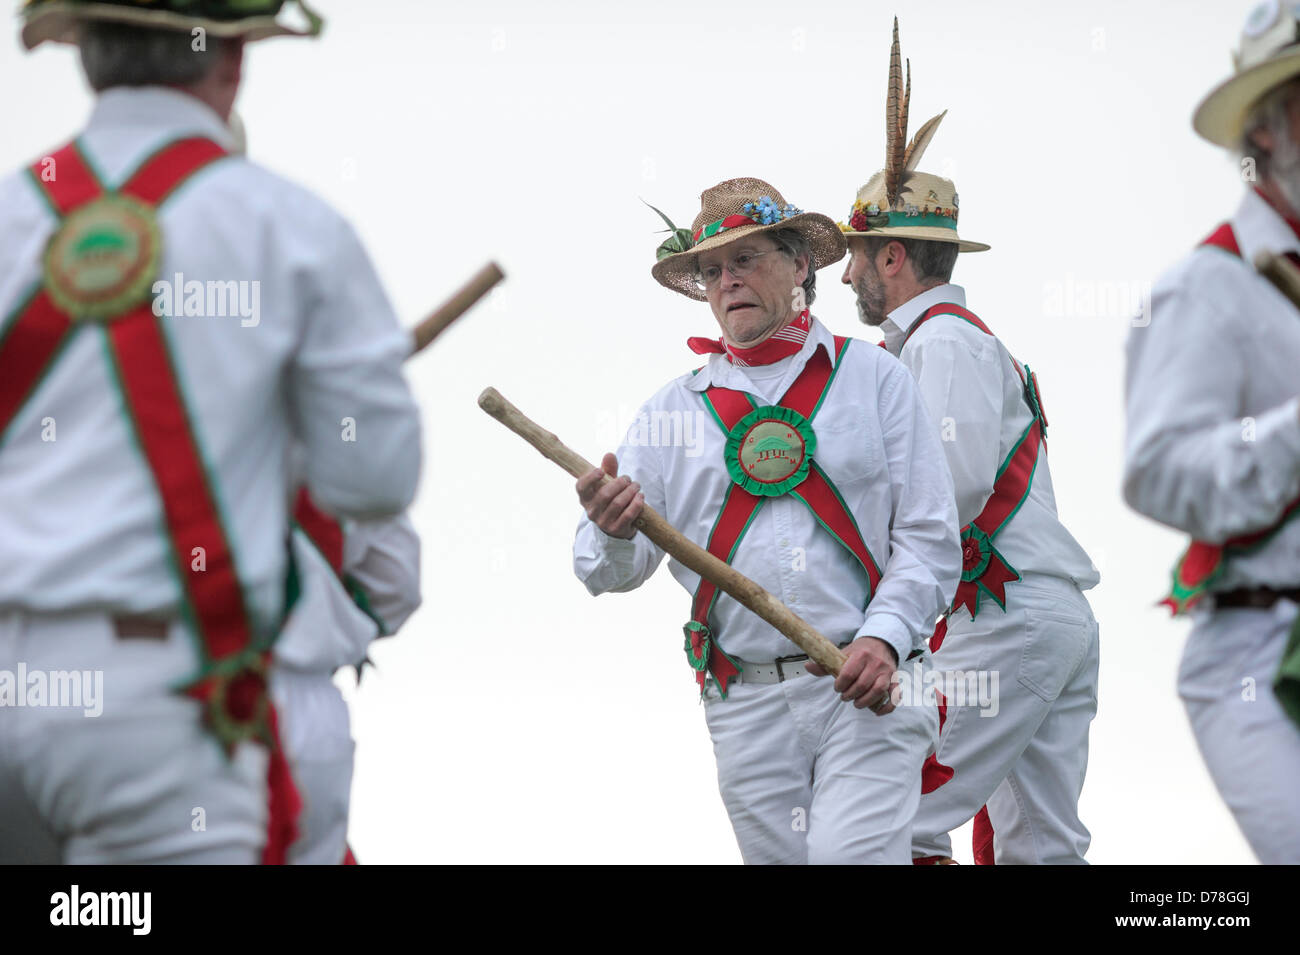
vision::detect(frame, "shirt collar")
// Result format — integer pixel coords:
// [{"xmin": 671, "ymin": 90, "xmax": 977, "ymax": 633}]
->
[
  {"xmin": 685, "ymin": 313, "xmax": 838, "ymax": 393},
  {"xmin": 879, "ymin": 283, "xmax": 967, "ymax": 356},
  {"xmin": 85, "ymin": 86, "xmax": 236, "ymax": 151},
  {"xmin": 1231, "ymin": 188, "xmax": 1300, "ymax": 265}
]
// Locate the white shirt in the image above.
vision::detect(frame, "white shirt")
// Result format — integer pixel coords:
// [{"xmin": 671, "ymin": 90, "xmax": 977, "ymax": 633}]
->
[
  {"xmin": 1124, "ymin": 189, "xmax": 1300, "ymax": 590},
  {"xmin": 0, "ymin": 87, "xmax": 422, "ymax": 633},
  {"xmin": 573, "ymin": 316, "xmax": 962, "ymax": 665},
  {"xmin": 881, "ymin": 284, "xmax": 1099, "ymax": 592},
  {"xmin": 276, "ymin": 514, "xmax": 422, "ymax": 672}
]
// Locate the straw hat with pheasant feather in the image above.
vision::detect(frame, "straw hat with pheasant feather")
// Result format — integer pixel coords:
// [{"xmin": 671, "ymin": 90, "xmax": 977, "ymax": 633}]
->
[{"xmin": 840, "ymin": 18, "xmax": 989, "ymax": 253}]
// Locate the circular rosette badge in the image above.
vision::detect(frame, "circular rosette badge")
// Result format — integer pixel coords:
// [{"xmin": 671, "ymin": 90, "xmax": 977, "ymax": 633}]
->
[
  {"xmin": 960, "ymin": 525, "xmax": 993, "ymax": 582},
  {"xmin": 724, "ymin": 405, "xmax": 817, "ymax": 497},
  {"xmin": 42, "ymin": 194, "xmax": 161, "ymax": 322},
  {"xmin": 683, "ymin": 621, "xmax": 711, "ymax": 672}
]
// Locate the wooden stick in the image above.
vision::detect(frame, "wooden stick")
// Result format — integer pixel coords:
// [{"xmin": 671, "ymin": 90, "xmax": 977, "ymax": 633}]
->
[
  {"xmin": 1255, "ymin": 250, "xmax": 1300, "ymax": 312},
  {"xmin": 477, "ymin": 386, "xmax": 849, "ymax": 676},
  {"xmin": 409, "ymin": 262, "xmax": 505, "ymax": 356}
]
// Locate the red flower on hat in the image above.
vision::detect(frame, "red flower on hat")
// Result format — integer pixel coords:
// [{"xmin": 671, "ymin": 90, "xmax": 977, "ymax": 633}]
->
[{"xmin": 849, "ymin": 210, "xmax": 871, "ymax": 231}]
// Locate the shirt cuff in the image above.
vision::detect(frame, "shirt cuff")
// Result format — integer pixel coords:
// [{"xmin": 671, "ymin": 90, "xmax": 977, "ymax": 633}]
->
[
  {"xmin": 855, "ymin": 612, "xmax": 914, "ymax": 667},
  {"xmin": 592, "ymin": 530, "xmax": 641, "ymax": 580}
]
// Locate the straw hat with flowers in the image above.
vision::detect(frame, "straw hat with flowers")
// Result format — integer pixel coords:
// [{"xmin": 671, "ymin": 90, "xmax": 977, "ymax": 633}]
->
[{"xmin": 648, "ymin": 178, "xmax": 846, "ymax": 301}]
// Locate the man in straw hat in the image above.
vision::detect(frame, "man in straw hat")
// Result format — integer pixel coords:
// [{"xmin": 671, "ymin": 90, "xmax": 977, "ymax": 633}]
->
[
  {"xmin": 841, "ymin": 20, "xmax": 1100, "ymax": 864},
  {"xmin": 1123, "ymin": 0, "xmax": 1300, "ymax": 863},
  {"xmin": 573, "ymin": 177, "xmax": 962, "ymax": 864},
  {"xmin": 0, "ymin": 0, "xmax": 422, "ymax": 862}
]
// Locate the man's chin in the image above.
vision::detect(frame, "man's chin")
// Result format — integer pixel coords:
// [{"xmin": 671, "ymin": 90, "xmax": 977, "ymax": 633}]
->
[
  {"xmin": 856, "ymin": 303, "xmax": 886, "ymax": 327},
  {"xmin": 724, "ymin": 312, "xmax": 782, "ymax": 346}
]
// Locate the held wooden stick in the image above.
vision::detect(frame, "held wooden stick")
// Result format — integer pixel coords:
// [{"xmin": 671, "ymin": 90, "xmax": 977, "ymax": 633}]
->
[
  {"xmin": 477, "ymin": 386, "xmax": 848, "ymax": 676},
  {"xmin": 1255, "ymin": 250, "xmax": 1300, "ymax": 312},
  {"xmin": 409, "ymin": 262, "xmax": 505, "ymax": 356}
]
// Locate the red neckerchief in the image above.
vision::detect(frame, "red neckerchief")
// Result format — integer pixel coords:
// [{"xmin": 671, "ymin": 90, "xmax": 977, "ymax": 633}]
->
[{"xmin": 688, "ymin": 310, "xmax": 812, "ymax": 366}]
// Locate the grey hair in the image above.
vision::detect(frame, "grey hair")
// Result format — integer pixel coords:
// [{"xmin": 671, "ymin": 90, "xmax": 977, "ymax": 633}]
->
[
  {"xmin": 768, "ymin": 227, "xmax": 818, "ymax": 305},
  {"xmin": 1239, "ymin": 78, "xmax": 1300, "ymax": 179},
  {"xmin": 860, "ymin": 234, "xmax": 959, "ymax": 285},
  {"xmin": 78, "ymin": 21, "xmax": 234, "ymax": 92}
]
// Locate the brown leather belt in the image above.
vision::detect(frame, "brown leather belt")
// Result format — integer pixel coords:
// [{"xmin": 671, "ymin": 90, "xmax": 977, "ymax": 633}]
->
[
  {"xmin": 112, "ymin": 616, "xmax": 171, "ymax": 640},
  {"xmin": 1213, "ymin": 587, "xmax": 1300, "ymax": 610}
]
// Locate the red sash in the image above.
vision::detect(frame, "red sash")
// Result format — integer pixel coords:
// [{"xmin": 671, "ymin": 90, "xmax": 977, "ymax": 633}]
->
[
  {"xmin": 687, "ymin": 336, "xmax": 883, "ymax": 697},
  {"xmin": 0, "ymin": 138, "xmax": 300, "ymax": 863},
  {"xmin": 1160, "ymin": 223, "xmax": 1300, "ymax": 614},
  {"xmin": 900, "ymin": 304, "xmax": 1048, "ymax": 618}
]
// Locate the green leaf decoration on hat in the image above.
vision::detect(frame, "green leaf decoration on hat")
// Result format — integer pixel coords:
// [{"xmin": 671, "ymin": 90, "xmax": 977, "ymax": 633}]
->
[{"xmin": 643, "ymin": 199, "xmax": 695, "ymax": 261}]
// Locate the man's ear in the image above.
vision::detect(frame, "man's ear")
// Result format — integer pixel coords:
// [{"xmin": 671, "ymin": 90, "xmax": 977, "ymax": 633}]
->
[
  {"xmin": 794, "ymin": 252, "xmax": 810, "ymax": 287},
  {"xmin": 881, "ymin": 240, "xmax": 908, "ymax": 279}
]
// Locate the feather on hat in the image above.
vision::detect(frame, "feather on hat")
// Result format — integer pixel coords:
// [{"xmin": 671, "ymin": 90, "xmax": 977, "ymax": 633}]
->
[{"xmin": 841, "ymin": 17, "xmax": 989, "ymax": 253}]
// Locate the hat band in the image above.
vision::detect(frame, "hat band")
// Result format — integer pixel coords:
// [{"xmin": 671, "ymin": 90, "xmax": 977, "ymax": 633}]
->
[
  {"xmin": 887, "ymin": 211, "xmax": 957, "ymax": 229},
  {"xmin": 847, "ymin": 210, "xmax": 961, "ymax": 233},
  {"xmin": 692, "ymin": 214, "xmax": 758, "ymax": 244}
]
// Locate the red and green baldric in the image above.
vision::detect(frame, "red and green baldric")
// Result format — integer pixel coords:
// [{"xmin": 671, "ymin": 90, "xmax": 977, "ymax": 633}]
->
[
  {"xmin": 0, "ymin": 137, "xmax": 300, "ymax": 862},
  {"xmin": 687, "ymin": 335, "xmax": 883, "ymax": 697},
  {"xmin": 900, "ymin": 304, "xmax": 1049, "ymax": 619},
  {"xmin": 1160, "ymin": 223, "xmax": 1300, "ymax": 614}
]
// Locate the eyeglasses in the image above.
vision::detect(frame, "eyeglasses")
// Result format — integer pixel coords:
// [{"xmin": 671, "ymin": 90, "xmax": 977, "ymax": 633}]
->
[{"xmin": 693, "ymin": 250, "xmax": 776, "ymax": 291}]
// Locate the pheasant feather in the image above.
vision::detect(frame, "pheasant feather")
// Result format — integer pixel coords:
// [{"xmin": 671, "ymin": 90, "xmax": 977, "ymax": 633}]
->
[
  {"xmin": 904, "ymin": 109, "xmax": 946, "ymax": 171},
  {"xmin": 885, "ymin": 17, "xmax": 904, "ymax": 207}
]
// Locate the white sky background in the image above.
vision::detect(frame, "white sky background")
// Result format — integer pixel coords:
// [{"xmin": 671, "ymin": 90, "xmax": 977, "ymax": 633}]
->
[{"xmin": 0, "ymin": 0, "xmax": 1260, "ymax": 863}]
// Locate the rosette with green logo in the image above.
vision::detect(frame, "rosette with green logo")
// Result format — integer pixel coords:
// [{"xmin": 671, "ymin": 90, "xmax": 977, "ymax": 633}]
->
[
  {"xmin": 723, "ymin": 405, "xmax": 817, "ymax": 497},
  {"xmin": 42, "ymin": 193, "xmax": 161, "ymax": 322}
]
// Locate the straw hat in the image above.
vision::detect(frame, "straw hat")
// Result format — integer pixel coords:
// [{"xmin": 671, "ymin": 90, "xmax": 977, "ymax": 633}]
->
[
  {"xmin": 649, "ymin": 178, "xmax": 846, "ymax": 301},
  {"xmin": 839, "ymin": 19, "xmax": 989, "ymax": 254},
  {"xmin": 20, "ymin": 0, "xmax": 324, "ymax": 50},
  {"xmin": 1194, "ymin": 0, "xmax": 1300, "ymax": 148}
]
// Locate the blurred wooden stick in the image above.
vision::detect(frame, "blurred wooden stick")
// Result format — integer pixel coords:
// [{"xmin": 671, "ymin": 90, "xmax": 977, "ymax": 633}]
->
[
  {"xmin": 1255, "ymin": 250, "xmax": 1300, "ymax": 312},
  {"xmin": 409, "ymin": 262, "xmax": 505, "ymax": 356},
  {"xmin": 476, "ymin": 385, "xmax": 848, "ymax": 676}
]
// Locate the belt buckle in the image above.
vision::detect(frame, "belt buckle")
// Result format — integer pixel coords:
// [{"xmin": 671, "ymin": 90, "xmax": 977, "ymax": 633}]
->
[{"xmin": 774, "ymin": 653, "xmax": 808, "ymax": 682}]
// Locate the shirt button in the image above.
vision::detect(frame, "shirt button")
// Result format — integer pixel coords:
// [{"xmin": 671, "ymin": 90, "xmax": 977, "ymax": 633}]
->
[{"xmin": 780, "ymin": 538, "xmax": 790, "ymax": 546}]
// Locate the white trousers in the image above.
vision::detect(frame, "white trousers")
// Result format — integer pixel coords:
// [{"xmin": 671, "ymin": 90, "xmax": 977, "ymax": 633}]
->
[
  {"xmin": 910, "ymin": 574, "xmax": 1099, "ymax": 864},
  {"xmin": 703, "ymin": 653, "xmax": 938, "ymax": 865},
  {"xmin": 271, "ymin": 667, "xmax": 354, "ymax": 865},
  {"xmin": 1179, "ymin": 598, "xmax": 1300, "ymax": 864},
  {"xmin": 0, "ymin": 610, "xmax": 267, "ymax": 864}
]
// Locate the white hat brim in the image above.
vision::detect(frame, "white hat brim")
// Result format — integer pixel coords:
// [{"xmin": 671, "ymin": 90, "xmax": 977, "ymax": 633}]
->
[
  {"xmin": 1193, "ymin": 47, "xmax": 1300, "ymax": 148},
  {"xmin": 840, "ymin": 225, "xmax": 990, "ymax": 253}
]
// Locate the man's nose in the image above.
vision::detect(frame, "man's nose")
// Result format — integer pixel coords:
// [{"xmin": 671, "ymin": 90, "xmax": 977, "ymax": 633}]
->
[{"xmin": 841, "ymin": 260, "xmax": 852, "ymax": 284}]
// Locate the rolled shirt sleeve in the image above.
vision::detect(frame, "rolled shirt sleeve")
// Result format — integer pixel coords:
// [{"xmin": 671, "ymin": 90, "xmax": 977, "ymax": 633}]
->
[
  {"xmin": 341, "ymin": 513, "xmax": 422, "ymax": 635},
  {"xmin": 1124, "ymin": 258, "xmax": 1300, "ymax": 543},
  {"xmin": 904, "ymin": 328, "xmax": 1004, "ymax": 527},
  {"xmin": 289, "ymin": 214, "xmax": 423, "ymax": 519},
  {"xmin": 857, "ymin": 358, "xmax": 963, "ymax": 663},
  {"xmin": 573, "ymin": 416, "xmax": 667, "ymax": 595}
]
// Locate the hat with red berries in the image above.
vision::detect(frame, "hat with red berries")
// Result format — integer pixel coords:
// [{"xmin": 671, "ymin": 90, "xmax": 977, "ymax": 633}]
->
[{"xmin": 839, "ymin": 18, "xmax": 989, "ymax": 254}]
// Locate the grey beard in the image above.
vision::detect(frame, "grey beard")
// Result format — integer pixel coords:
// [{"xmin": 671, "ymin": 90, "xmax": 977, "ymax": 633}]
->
[{"xmin": 854, "ymin": 279, "xmax": 887, "ymax": 327}]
